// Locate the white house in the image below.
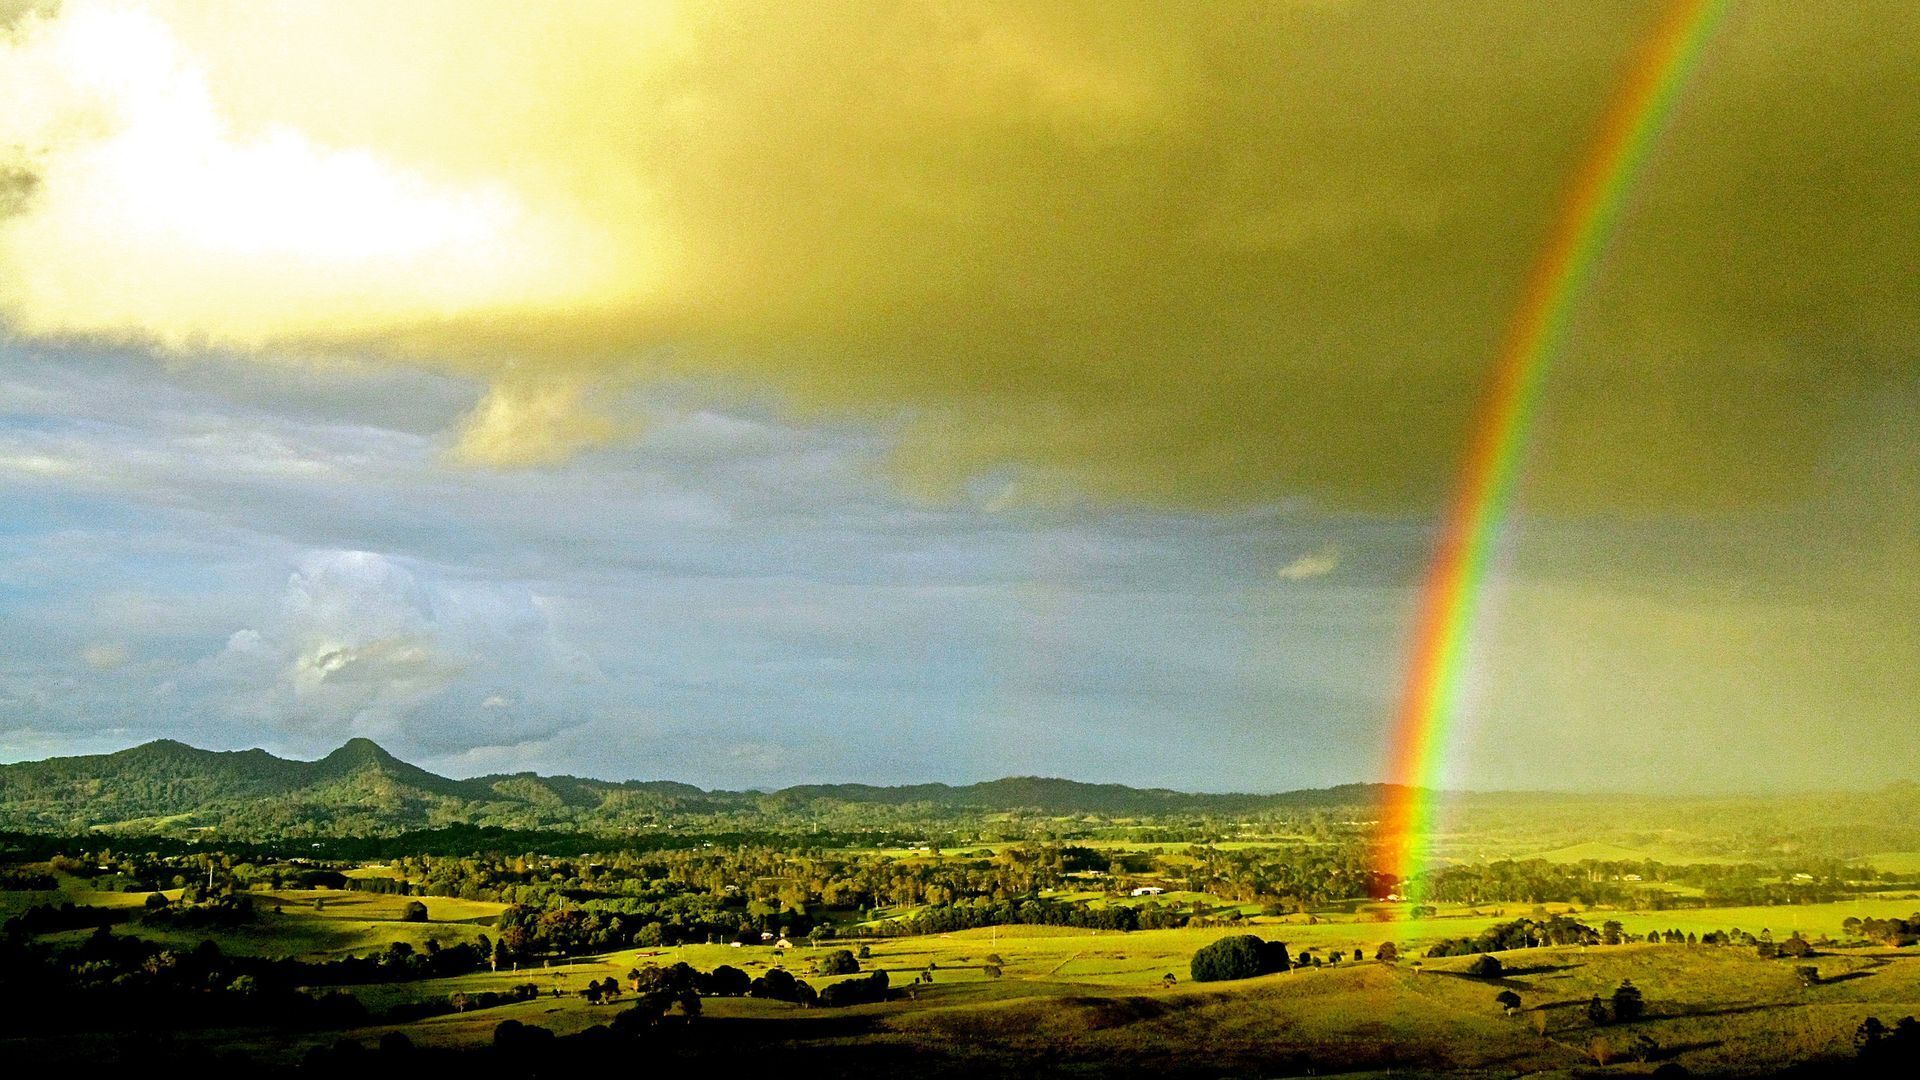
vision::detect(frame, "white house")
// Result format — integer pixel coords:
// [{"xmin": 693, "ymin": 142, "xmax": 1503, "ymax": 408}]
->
[{"xmin": 1130, "ymin": 886, "xmax": 1166, "ymax": 897}]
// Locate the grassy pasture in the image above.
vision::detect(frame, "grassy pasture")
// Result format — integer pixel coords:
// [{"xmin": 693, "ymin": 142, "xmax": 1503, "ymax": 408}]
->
[
  {"xmin": 12, "ymin": 870, "xmax": 1920, "ymax": 1075},
  {"xmin": 23, "ymin": 888, "xmax": 511, "ymax": 959},
  {"xmin": 1860, "ymin": 851, "xmax": 1920, "ymax": 875}
]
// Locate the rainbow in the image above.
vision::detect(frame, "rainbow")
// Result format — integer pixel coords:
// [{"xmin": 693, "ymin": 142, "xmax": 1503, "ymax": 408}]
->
[{"xmin": 1380, "ymin": 0, "xmax": 1727, "ymax": 897}]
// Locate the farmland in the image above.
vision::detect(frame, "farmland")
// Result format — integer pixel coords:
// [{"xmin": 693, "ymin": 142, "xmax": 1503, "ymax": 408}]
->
[
  {"xmin": 2, "ymin": 743, "xmax": 1917, "ymax": 1073},
  {"xmin": 5, "ymin": 843, "xmax": 1919, "ymax": 1075}
]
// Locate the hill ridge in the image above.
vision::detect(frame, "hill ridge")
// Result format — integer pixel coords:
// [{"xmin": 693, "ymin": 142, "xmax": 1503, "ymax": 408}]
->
[{"xmin": 0, "ymin": 737, "xmax": 1416, "ymax": 835}]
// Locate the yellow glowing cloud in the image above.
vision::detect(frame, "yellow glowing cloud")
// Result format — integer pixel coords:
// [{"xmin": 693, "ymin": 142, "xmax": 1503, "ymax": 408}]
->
[
  {"xmin": 0, "ymin": 1, "xmax": 636, "ymax": 347},
  {"xmin": 450, "ymin": 379, "xmax": 626, "ymax": 468},
  {"xmin": 0, "ymin": 1, "xmax": 1914, "ymax": 512}
]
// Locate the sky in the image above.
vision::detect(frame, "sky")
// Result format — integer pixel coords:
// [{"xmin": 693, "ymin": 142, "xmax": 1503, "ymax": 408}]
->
[{"xmin": 0, "ymin": 0, "xmax": 1914, "ymax": 792}]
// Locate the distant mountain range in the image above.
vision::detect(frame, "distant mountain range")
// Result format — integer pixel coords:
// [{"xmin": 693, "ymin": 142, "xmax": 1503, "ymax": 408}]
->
[{"xmin": 0, "ymin": 738, "xmax": 1404, "ymax": 837}]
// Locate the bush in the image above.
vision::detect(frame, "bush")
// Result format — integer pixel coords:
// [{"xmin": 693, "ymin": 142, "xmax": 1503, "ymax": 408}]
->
[
  {"xmin": 1190, "ymin": 935, "xmax": 1289, "ymax": 983},
  {"xmin": 400, "ymin": 901, "xmax": 428, "ymax": 923}
]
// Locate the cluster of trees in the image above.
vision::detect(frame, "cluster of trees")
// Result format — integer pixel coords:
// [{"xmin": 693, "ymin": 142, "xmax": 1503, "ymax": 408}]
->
[
  {"xmin": 820, "ymin": 970, "xmax": 891, "ymax": 1007},
  {"xmin": 410, "ymin": 982, "xmax": 541, "ymax": 1021},
  {"xmin": 298, "ymin": 937, "xmax": 494, "ymax": 986},
  {"xmin": 323, "ymin": 839, "xmax": 1402, "ymax": 934},
  {"xmin": 137, "ymin": 892, "xmax": 255, "ymax": 930},
  {"xmin": 0, "ymin": 868, "xmax": 56, "ymax": 890},
  {"xmin": 1412, "ymin": 858, "xmax": 1861, "ymax": 908},
  {"xmin": 1856, "ymin": 1016, "xmax": 1920, "ymax": 1071},
  {"xmin": 1846, "ymin": 915, "xmax": 1920, "ymax": 947},
  {"xmin": 1423, "ymin": 915, "xmax": 1599, "ymax": 957},
  {"xmin": 1190, "ymin": 935, "xmax": 1291, "ymax": 982},
  {"xmin": 614, "ymin": 958, "xmax": 888, "ymax": 1010},
  {"xmin": 1585, "ymin": 980, "xmax": 1645, "ymax": 1024},
  {"xmin": 36, "ymin": 849, "xmax": 350, "ymax": 895},
  {"xmin": 2, "ymin": 900, "xmax": 121, "ymax": 937},
  {"xmin": 0, "ymin": 927, "xmax": 366, "ymax": 1033},
  {"xmin": 865, "ymin": 897, "xmax": 1162, "ymax": 936}
]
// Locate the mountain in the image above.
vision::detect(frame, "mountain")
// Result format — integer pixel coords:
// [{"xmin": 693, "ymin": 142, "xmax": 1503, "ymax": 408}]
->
[
  {"xmin": 0, "ymin": 737, "xmax": 494, "ymax": 835},
  {"xmin": 0, "ymin": 738, "xmax": 1401, "ymax": 837}
]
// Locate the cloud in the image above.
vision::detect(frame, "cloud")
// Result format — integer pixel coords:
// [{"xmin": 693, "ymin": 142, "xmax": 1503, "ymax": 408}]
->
[
  {"xmin": 79, "ymin": 640, "xmax": 129, "ymax": 670},
  {"xmin": 188, "ymin": 549, "xmax": 590, "ymax": 748},
  {"xmin": 449, "ymin": 379, "xmax": 626, "ymax": 468},
  {"xmin": 1276, "ymin": 544, "xmax": 1340, "ymax": 582},
  {"xmin": 0, "ymin": 1, "xmax": 1910, "ymax": 513}
]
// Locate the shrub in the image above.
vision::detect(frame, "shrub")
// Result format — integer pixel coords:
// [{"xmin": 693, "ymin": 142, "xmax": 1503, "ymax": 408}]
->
[{"xmin": 400, "ymin": 900, "xmax": 428, "ymax": 923}]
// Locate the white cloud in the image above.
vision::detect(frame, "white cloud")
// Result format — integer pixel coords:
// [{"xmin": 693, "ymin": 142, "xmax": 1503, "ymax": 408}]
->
[
  {"xmin": 79, "ymin": 640, "xmax": 129, "ymax": 670},
  {"xmin": 187, "ymin": 549, "xmax": 589, "ymax": 748},
  {"xmin": 1276, "ymin": 543, "xmax": 1340, "ymax": 581}
]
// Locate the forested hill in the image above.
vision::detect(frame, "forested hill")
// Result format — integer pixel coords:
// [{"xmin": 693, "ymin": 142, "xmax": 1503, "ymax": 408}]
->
[{"xmin": 0, "ymin": 738, "xmax": 1400, "ymax": 837}]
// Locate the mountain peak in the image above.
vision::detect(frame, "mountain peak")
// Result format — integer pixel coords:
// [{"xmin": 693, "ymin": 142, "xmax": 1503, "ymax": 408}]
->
[
  {"xmin": 319, "ymin": 737, "xmax": 402, "ymax": 766},
  {"xmin": 117, "ymin": 738, "xmax": 204, "ymax": 759}
]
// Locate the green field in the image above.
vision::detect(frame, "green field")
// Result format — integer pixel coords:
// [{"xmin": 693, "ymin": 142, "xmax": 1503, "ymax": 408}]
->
[
  {"xmin": 72, "ymin": 923, "xmax": 1920, "ymax": 1074},
  {"xmin": 1861, "ymin": 852, "xmax": 1920, "ymax": 875},
  {"xmin": 9, "ymin": 861, "xmax": 1920, "ymax": 1074}
]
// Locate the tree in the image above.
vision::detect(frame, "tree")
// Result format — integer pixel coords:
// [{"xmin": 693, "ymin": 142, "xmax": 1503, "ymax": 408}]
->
[
  {"xmin": 1587, "ymin": 995, "xmax": 1610, "ymax": 1026},
  {"xmin": 400, "ymin": 900, "xmax": 429, "ymax": 923},
  {"xmin": 1375, "ymin": 941, "xmax": 1398, "ymax": 964},
  {"xmin": 377, "ymin": 1032, "xmax": 413, "ymax": 1057},
  {"xmin": 449, "ymin": 991, "xmax": 469, "ymax": 1013},
  {"xmin": 818, "ymin": 949, "xmax": 860, "ymax": 975},
  {"xmin": 1855, "ymin": 1016, "xmax": 1886, "ymax": 1055},
  {"xmin": 1611, "ymin": 979, "xmax": 1644, "ymax": 1023},
  {"xmin": 1495, "ymin": 989, "xmax": 1522, "ymax": 1016},
  {"xmin": 1190, "ymin": 935, "xmax": 1288, "ymax": 983},
  {"xmin": 702, "ymin": 965, "xmax": 750, "ymax": 997},
  {"xmin": 1465, "ymin": 954, "xmax": 1504, "ymax": 979}
]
